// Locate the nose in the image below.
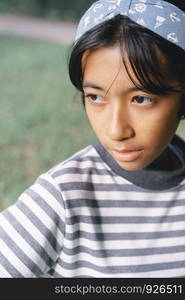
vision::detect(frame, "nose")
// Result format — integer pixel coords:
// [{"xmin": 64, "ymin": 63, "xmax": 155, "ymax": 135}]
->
[{"xmin": 107, "ymin": 102, "xmax": 135, "ymax": 141}]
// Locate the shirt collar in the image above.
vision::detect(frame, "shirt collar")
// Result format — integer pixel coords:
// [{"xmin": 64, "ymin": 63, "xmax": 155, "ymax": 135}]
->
[{"xmin": 94, "ymin": 135, "xmax": 185, "ymax": 191}]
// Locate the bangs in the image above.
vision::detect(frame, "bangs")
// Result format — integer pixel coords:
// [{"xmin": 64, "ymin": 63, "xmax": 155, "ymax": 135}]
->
[
  {"xmin": 119, "ymin": 19, "xmax": 184, "ymax": 95},
  {"xmin": 69, "ymin": 15, "xmax": 185, "ymax": 95}
]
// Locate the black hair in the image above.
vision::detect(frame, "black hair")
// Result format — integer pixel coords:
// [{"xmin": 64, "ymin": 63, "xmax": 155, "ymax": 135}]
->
[{"xmin": 68, "ymin": 1, "xmax": 185, "ymax": 116}]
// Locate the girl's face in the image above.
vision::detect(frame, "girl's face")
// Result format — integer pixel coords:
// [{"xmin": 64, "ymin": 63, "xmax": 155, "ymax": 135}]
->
[{"xmin": 82, "ymin": 45, "xmax": 182, "ymax": 171}]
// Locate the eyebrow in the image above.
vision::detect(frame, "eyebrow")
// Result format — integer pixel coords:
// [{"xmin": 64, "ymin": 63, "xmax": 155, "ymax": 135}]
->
[{"xmin": 83, "ymin": 81, "xmax": 141, "ymax": 93}]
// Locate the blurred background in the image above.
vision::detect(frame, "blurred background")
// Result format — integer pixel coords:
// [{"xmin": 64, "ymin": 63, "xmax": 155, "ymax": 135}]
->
[
  {"xmin": 0, "ymin": 0, "xmax": 96, "ymax": 209},
  {"xmin": 0, "ymin": 1, "xmax": 184, "ymax": 209},
  {"xmin": 0, "ymin": 0, "xmax": 95, "ymax": 19}
]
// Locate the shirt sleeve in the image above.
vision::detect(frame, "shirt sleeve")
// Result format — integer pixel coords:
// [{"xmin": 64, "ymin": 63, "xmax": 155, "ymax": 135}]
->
[{"xmin": 0, "ymin": 172, "xmax": 65, "ymax": 278}]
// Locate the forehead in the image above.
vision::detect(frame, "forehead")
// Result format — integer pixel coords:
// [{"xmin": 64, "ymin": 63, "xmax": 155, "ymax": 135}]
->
[
  {"xmin": 82, "ymin": 45, "xmax": 135, "ymax": 90},
  {"xmin": 82, "ymin": 42, "xmax": 180, "ymax": 95},
  {"xmin": 82, "ymin": 46, "xmax": 121, "ymax": 70}
]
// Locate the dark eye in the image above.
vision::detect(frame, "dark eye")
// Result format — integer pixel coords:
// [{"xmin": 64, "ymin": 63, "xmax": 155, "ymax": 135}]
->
[
  {"xmin": 132, "ymin": 96, "xmax": 153, "ymax": 105},
  {"xmin": 85, "ymin": 94, "xmax": 103, "ymax": 103}
]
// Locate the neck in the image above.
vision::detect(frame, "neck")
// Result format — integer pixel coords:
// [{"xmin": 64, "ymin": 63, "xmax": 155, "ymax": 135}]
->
[{"xmin": 150, "ymin": 146, "xmax": 182, "ymax": 171}]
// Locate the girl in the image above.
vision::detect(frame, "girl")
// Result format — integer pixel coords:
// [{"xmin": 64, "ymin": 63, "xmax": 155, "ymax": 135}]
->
[{"xmin": 0, "ymin": 0, "xmax": 185, "ymax": 278}]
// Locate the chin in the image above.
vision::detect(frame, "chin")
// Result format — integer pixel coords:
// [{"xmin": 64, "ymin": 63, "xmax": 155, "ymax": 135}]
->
[{"xmin": 117, "ymin": 161, "xmax": 150, "ymax": 171}]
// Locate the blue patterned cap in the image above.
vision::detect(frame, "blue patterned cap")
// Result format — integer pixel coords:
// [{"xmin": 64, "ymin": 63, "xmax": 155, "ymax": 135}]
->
[{"xmin": 75, "ymin": 0, "xmax": 185, "ymax": 50}]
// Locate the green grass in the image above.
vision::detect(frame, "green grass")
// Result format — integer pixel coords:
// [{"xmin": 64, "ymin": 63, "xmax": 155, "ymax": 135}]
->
[{"xmin": 0, "ymin": 34, "xmax": 96, "ymax": 209}]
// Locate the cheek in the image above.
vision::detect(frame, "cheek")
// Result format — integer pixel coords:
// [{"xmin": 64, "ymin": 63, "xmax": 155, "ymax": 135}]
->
[
  {"xmin": 139, "ymin": 107, "xmax": 180, "ymax": 148},
  {"xmin": 87, "ymin": 114, "xmax": 104, "ymax": 139},
  {"xmin": 155, "ymin": 105, "xmax": 179, "ymax": 132},
  {"xmin": 85, "ymin": 104, "xmax": 105, "ymax": 132}
]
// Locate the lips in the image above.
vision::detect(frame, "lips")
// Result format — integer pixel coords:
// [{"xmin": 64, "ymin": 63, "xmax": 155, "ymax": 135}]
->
[{"xmin": 110, "ymin": 148, "xmax": 143, "ymax": 162}]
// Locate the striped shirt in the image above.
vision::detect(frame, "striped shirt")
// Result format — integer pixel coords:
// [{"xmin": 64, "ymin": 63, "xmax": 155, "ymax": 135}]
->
[{"xmin": 0, "ymin": 135, "xmax": 185, "ymax": 278}]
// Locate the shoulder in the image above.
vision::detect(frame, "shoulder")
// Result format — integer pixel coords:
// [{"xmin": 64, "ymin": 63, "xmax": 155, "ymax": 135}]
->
[
  {"xmin": 35, "ymin": 144, "xmax": 105, "ymax": 192},
  {"xmin": 48, "ymin": 144, "xmax": 101, "ymax": 177},
  {"xmin": 15, "ymin": 145, "xmax": 102, "ymax": 215}
]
